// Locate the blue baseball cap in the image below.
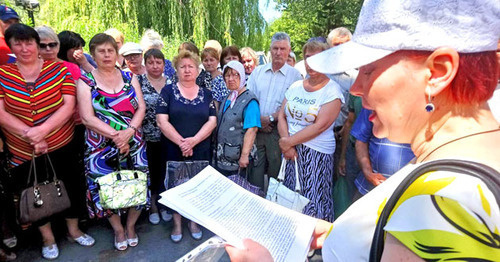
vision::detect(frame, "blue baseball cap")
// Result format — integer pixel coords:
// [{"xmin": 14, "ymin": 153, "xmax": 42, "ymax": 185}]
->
[{"xmin": 0, "ymin": 5, "xmax": 19, "ymax": 22}]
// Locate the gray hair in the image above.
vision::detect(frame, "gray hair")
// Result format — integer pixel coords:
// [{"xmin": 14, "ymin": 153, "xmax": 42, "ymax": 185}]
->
[
  {"xmin": 34, "ymin": 25, "xmax": 59, "ymax": 44},
  {"xmin": 140, "ymin": 29, "xmax": 164, "ymax": 51},
  {"xmin": 327, "ymin": 27, "xmax": 352, "ymax": 46},
  {"xmin": 271, "ymin": 32, "xmax": 291, "ymax": 47}
]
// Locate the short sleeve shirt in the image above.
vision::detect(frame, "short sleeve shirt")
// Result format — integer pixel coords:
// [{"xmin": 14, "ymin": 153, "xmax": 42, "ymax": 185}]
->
[{"xmin": 223, "ymin": 99, "xmax": 261, "ymax": 130}]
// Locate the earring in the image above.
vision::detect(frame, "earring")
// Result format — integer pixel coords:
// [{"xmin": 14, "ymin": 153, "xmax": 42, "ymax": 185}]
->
[{"xmin": 425, "ymin": 87, "xmax": 435, "ymax": 112}]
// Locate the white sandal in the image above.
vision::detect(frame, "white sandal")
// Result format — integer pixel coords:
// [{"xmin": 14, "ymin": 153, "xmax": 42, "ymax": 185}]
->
[
  {"xmin": 42, "ymin": 244, "xmax": 59, "ymax": 260},
  {"xmin": 114, "ymin": 237, "xmax": 128, "ymax": 251},
  {"xmin": 2, "ymin": 236, "xmax": 17, "ymax": 249},
  {"xmin": 68, "ymin": 234, "xmax": 95, "ymax": 247}
]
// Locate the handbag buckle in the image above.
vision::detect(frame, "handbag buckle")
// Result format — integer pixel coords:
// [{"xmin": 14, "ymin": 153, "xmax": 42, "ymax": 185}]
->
[
  {"xmin": 54, "ymin": 180, "xmax": 63, "ymax": 197},
  {"xmin": 33, "ymin": 187, "xmax": 43, "ymax": 207}
]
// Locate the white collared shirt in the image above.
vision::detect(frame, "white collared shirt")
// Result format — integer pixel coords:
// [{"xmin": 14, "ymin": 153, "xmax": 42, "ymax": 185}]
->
[{"xmin": 247, "ymin": 63, "xmax": 303, "ymax": 116}]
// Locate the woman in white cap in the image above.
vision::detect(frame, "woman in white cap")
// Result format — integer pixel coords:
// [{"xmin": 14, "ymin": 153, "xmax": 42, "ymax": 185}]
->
[
  {"xmin": 120, "ymin": 42, "xmax": 146, "ymax": 75},
  {"xmin": 215, "ymin": 60, "xmax": 260, "ymax": 176},
  {"xmin": 226, "ymin": 0, "xmax": 500, "ymax": 261}
]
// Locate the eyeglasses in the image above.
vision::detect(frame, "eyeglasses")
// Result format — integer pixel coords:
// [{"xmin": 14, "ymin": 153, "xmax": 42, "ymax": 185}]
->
[
  {"xmin": 224, "ymin": 73, "xmax": 240, "ymax": 79},
  {"xmin": 124, "ymin": 53, "xmax": 141, "ymax": 60},
  {"xmin": 39, "ymin": 42, "xmax": 58, "ymax": 49}
]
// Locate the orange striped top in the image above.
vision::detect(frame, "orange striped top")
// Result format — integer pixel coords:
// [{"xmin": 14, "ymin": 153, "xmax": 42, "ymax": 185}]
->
[{"xmin": 0, "ymin": 61, "xmax": 76, "ymax": 166}]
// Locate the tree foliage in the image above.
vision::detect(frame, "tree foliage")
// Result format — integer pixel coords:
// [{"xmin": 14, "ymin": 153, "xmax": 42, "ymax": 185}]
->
[
  {"xmin": 4, "ymin": 0, "xmax": 266, "ymax": 59},
  {"xmin": 266, "ymin": 0, "xmax": 362, "ymax": 59}
]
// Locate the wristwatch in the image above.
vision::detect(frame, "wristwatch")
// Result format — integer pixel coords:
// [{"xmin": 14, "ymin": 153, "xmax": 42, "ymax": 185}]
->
[{"xmin": 269, "ymin": 115, "xmax": 275, "ymax": 122}]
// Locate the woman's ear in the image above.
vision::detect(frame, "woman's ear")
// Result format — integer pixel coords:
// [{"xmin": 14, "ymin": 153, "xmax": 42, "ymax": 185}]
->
[{"xmin": 424, "ymin": 47, "xmax": 459, "ymax": 97}]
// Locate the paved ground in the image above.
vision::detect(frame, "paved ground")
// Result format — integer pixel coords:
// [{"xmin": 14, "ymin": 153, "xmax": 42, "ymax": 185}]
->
[{"xmin": 9, "ymin": 213, "xmax": 323, "ymax": 262}]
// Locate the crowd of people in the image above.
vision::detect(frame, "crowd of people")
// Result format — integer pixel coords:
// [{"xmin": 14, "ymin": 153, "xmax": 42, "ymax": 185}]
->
[{"xmin": 0, "ymin": 0, "xmax": 499, "ymax": 261}]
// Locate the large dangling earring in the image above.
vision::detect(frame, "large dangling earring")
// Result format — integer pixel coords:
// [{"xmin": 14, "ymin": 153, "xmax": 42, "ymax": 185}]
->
[{"xmin": 425, "ymin": 87, "xmax": 435, "ymax": 112}]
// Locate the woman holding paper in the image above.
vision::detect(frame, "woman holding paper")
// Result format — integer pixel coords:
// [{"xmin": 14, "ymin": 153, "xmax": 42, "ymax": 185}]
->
[
  {"xmin": 156, "ymin": 50, "xmax": 217, "ymax": 243},
  {"xmin": 226, "ymin": 0, "xmax": 500, "ymax": 261}
]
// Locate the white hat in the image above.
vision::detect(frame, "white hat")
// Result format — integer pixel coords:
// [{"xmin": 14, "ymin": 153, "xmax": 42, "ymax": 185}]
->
[
  {"xmin": 308, "ymin": 0, "xmax": 500, "ymax": 75},
  {"xmin": 119, "ymin": 42, "xmax": 143, "ymax": 56}
]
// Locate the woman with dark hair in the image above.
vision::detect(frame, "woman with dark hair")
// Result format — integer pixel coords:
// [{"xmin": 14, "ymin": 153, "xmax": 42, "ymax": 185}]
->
[
  {"xmin": 157, "ymin": 50, "xmax": 217, "ymax": 243},
  {"xmin": 201, "ymin": 47, "xmax": 229, "ymax": 104},
  {"xmin": 220, "ymin": 45, "xmax": 242, "ymax": 69},
  {"xmin": 57, "ymin": 30, "xmax": 96, "ymax": 73},
  {"xmin": 137, "ymin": 48, "xmax": 172, "ymax": 224},
  {"xmin": 0, "ymin": 23, "xmax": 94, "ymax": 260},
  {"xmin": 226, "ymin": 0, "xmax": 500, "ymax": 261},
  {"xmin": 77, "ymin": 33, "xmax": 149, "ymax": 251}
]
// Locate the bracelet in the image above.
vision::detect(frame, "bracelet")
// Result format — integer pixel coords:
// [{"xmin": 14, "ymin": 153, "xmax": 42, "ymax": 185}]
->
[{"xmin": 128, "ymin": 125, "xmax": 138, "ymax": 132}]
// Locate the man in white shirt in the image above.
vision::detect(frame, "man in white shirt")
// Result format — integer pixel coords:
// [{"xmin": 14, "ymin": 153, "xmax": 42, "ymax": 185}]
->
[{"xmin": 247, "ymin": 32, "xmax": 302, "ymax": 190}]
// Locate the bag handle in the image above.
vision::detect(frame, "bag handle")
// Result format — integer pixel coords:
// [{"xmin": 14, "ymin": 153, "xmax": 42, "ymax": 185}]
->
[
  {"xmin": 277, "ymin": 158, "xmax": 287, "ymax": 181},
  {"xmin": 115, "ymin": 153, "xmax": 135, "ymax": 171},
  {"xmin": 44, "ymin": 154, "xmax": 59, "ymax": 182},
  {"xmin": 26, "ymin": 152, "xmax": 38, "ymax": 186},
  {"xmin": 293, "ymin": 156, "xmax": 301, "ymax": 193}
]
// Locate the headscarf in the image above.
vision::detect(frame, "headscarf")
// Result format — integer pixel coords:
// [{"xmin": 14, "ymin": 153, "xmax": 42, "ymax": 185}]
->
[{"xmin": 223, "ymin": 60, "xmax": 246, "ymax": 108}]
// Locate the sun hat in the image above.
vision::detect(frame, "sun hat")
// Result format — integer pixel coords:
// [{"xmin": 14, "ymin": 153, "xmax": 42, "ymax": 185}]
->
[
  {"xmin": 119, "ymin": 42, "xmax": 143, "ymax": 56},
  {"xmin": 0, "ymin": 5, "xmax": 19, "ymax": 22},
  {"xmin": 308, "ymin": 0, "xmax": 500, "ymax": 75}
]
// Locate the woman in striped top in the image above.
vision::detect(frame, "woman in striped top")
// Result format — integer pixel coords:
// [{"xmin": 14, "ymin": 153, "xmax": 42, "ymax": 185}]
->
[{"xmin": 0, "ymin": 24, "xmax": 94, "ymax": 260}]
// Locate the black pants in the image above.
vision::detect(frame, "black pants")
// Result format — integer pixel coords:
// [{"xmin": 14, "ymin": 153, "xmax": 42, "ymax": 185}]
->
[{"xmin": 7, "ymin": 138, "xmax": 87, "ymax": 226}]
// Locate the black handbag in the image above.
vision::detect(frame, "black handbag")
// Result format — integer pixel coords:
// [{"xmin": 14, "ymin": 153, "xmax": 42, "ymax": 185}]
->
[
  {"xmin": 369, "ymin": 159, "xmax": 500, "ymax": 262},
  {"xmin": 19, "ymin": 154, "xmax": 71, "ymax": 224}
]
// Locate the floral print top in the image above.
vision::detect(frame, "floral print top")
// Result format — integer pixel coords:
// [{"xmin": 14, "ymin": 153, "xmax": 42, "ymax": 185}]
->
[{"xmin": 209, "ymin": 74, "xmax": 230, "ymax": 102}]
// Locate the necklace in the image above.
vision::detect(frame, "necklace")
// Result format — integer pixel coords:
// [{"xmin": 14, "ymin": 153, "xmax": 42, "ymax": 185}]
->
[{"xmin": 420, "ymin": 127, "xmax": 500, "ymax": 162}]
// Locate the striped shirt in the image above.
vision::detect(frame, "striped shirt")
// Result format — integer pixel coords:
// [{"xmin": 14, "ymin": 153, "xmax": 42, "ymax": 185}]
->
[
  {"xmin": 0, "ymin": 61, "xmax": 76, "ymax": 166},
  {"xmin": 247, "ymin": 63, "xmax": 302, "ymax": 116}
]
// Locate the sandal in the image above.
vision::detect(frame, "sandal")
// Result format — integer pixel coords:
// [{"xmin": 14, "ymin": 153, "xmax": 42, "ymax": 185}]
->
[
  {"xmin": 114, "ymin": 237, "xmax": 128, "ymax": 251},
  {"xmin": 2, "ymin": 236, "xmax": 17, "ymax": 249},
  {"xmin": 126, "ymin": 233, "xmax": 139, "ymax": 247},
  {"xmin": 67, "ymin": 233, "xmax": 95, "ymax": 247},
  {"xmin": 41, "ymin": 244, "xmax": 59, "ymax": 260},
  {"xmin": 0, "ymin": 248, "xmax": 16, "ymax": 261},
  {"xmin": 188, "ymin": 222, "xmax": 203, "ymax": 240}
]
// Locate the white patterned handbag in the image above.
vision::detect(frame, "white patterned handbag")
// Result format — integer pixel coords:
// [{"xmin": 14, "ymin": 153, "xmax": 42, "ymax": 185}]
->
[{"xmin": 266, "ymin": 157, "xmax": 310, "ymax": 212}]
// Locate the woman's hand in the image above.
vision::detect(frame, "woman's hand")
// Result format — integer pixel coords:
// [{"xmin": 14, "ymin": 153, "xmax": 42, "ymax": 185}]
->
[
  {"xmin": 239, "ymin": 154, "xmax": 250, "ymax": 168},
  {"xmin": 225, "ymin": 239, "xmax": 273, "ymax": 262},
  {"xmin": 33, "ymin": 140, "xmax": 48, "ymax": 154},
  {"xmin": 283, "ymin": 147, "xmax": 297, "ymax": 160},
  {"xmin": 112, "ymin": 129, "xmax": 134, "ymax": 149},
  {"xmin": 310, "ymin": 219, "xmax": 334, "ymax": 250},
  {"xmin": 23, "ymin": 126, "xmax": 49, "ymax": 144},
  {"xmin": 179, "ymin": 137, "xmax": 199, "ymax": 152},
  {"xmin": 181, "ymin": 148, "xmax": 193, "ymax": 158},
  {"xmin": 278, "ymin": 136, "xmax": 294, "ymax": 153}
]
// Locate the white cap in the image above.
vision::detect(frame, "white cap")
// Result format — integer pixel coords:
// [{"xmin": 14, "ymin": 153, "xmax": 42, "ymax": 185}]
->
[
  {"xmin": 119, "ymin": 42, "xmax": 143, "ymax": 56},
  {"xmin": 308, "ymin": 0, "xmax": 500, "ymax": 75}
]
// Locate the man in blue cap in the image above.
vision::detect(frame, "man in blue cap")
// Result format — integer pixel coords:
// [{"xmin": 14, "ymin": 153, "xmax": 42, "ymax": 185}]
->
[{"xmin": 0, "ymin": 4, "xmax": 20, "ymax": 65}]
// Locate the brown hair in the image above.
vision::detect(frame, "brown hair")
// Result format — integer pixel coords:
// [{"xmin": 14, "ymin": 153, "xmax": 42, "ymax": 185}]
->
[
  {"xmin": 173, "ymin": 50, "xmax": 201, "ymax": 69},
  {"xmin": 220, "ymin": 45, "xmax": 242, "ymax": 68},
  {"xmin": 302, "ymin": 41, "xmax": 329, "ymax": 57},
  {"xmin": 178, "ymin": 42, "xmax": 200, "ymax": 56},
  {"xmin": 89, "ymin": 33, "xmax": 118, "ymax": 56},
  {"xmin": 201, "ymin": 47, "xmax": 219, "ymax": 61}
]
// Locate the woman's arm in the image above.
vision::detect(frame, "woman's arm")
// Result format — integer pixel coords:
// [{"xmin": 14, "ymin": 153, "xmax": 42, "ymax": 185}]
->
[
  {"xmin": 77, "ymin": 79, "xmax": 119, "ymax": 139},
  {"xmin": 277, "ymin": 98, "xmax": 298, "ymax": 160},
  {"xmin": 0, "ymin": 99, "xmax": 31, "ymax": 138},
  {"xmin": 23, "ymin": 94, "xmax": 76, "ymax": 144},
  {"xmin": 279, "ymin": 99, "xmax": 341, "ymax": 152},
  {"xmin": 156, "ymin": 113, "xmax": 184, "ymax": 146},
  {"xmin": 239, "ymin": 127, "xmax": 258, "ymax": 168},
  {"xmin": 179, "ymin": 116, "xmax": 217, "ymax": 152}
]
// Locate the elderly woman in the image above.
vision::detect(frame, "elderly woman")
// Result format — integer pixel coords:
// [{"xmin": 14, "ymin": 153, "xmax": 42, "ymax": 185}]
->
[
  {"xmin": 156, "ymin": 50, "xmax": 217, "ymax": 243},
  {"xmin": 0, "ymin": 24, "xmax": 94, "ymax": 260},
  {"xmin": 120, "ymin": 42, "xmax": 146, "ymax": 75},
  {"xmin": 177, "ymin": 42, "xmax": 212, "ymax": 91},
  {"xmin": 140, "ymin": 29, "xmax": 176, "ymax": 80},
  {"xmin": 57, "ymin": 30, "xmax": 96, "ymax": 74},
  {"xmin": 240, "ymin": 47, "xmax": 258, "ymax": 80},
  {"xmin": 201, "ymin": 47, "xmax": 229, "ymax": 104},
  {"xmin": 77, "ymin": 33, "xmax": 148, "ymax": 251},
  {"xmin": 215, "ymin": 61, "xmax": 260, "ymax": 176},
  {"xmin": 227, "ymin": 0, "xmax": 500, "ymax": 261},
  {"xmin": 277, "ymin": 41, "xmax": 343, "ymax": 222},
  {"xmin": 137, "ymin": 48, "xmax": 172, "ymax": 224},
  {"xmin": 220, "ymin": 45, "xmax": 242, "ymax": 69}
]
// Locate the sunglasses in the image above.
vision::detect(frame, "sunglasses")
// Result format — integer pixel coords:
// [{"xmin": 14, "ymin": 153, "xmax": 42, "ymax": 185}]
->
[{"xmin": 39, "ymin": 42, "xmax": 58, "ymax": 49}]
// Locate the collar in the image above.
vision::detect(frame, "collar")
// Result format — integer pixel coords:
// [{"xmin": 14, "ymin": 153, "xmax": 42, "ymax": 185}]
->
[{"xmin": 264, "ymin": 62, "xmax": 288, "ymax": 76}]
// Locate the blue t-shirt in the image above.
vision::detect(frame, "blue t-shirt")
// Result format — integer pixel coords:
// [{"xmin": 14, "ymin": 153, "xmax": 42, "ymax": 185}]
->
[
  {"xmin": 223, "ymin": 99, "xmax": 261, "ymax": 130},
  {"xmin": 350, "ymin": 108, "xmax": 415, "ymax": 195}
]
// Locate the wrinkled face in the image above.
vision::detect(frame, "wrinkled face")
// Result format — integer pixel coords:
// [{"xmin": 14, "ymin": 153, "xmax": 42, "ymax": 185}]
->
[
  {"xmin": 350, "ymin": 52, "xmax": 428, "ymax": 143},
  {"xmin": 145, "ymin": 56, "xmax": 165, "ymax": 78},
  {"xmin": 124, "ymin": 53, "xmax": 143, "ymax": 70},
  {"xmin": 39, "ymin": 38, "xmax": 59, "ymax": 61},
  {"xmin": 9, "ymin": 38, "xmax": 38, "ymax": 64},
  {"xmin": 224, "ymin": 68, "xmax": 241, "ymax": 91},
  {"xmin": 304, "ymin": 49, "xmax": 322, "ymax": 77},
  {"xmin": 177, "ymin": 58, "xmax": 199, "ymax": 83},
  {"xmin": 202, "ymin": 54, "xmax": 219, "ymax": 73},
  {"xmin": 223, "ymin": 54, "xmax": 239, "ymax": 65},
  {"xmin": 93, "ymin": 42, "xmax": 118, "ymax": 68},
  {"xmin": 270, "ymin": 40, "xmax": 290, "ymax": 67},
  {"xmin": 0, "ymin": 18, "xmax": 18, "ymax": 34},
  {"xmin": 241, "ymin": 54, "xmax": 256, "ymax": 75}
]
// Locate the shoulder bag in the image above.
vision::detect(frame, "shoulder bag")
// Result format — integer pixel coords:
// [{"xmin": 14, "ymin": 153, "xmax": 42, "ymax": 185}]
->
[
  {"xmin": 19, "ymin": 153, "xmax": 70, "ymax": 224},
  {"xmin": 266, "ymin": 157, "xmax": 310, "ymax": 212},
  {"xmin": 369, "ymin": 159, "xmax": 500, "ymax": 262},
  {"xmin": 95, "ymin": 154, "xmax": 148, "ymax": 209}
]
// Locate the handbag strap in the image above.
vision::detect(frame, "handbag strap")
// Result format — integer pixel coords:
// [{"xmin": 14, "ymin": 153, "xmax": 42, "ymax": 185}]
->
[
  {"xmin": 115, "ymin": 153, "xmax": 135, "ymax": 171},
  {"xmin": 368, "ymin": 159, "xmax": 500, "ymax": 262},
  {"xmin": 26, "ymin": 152, "xmax": 38, "ymax": 186},
  {"xmin": 293, "ymin": 156, "xmax": 301, "ymax": 192},
  {"xmin": 44, "ymin": 154, "xmax": 59, "ymax": 181},
  {"xmin": 277, "ymin": 158, "xmax": 287, "ymax": 181}
]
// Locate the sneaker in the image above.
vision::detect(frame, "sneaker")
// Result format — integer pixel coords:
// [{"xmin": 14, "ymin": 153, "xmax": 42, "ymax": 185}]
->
[
  {"xmin": 149, "ymin": 213, "xmax": 160, "ymax": 225},
  {"xmin": 160, "ymin": 210, "xmax": 172, "ymax": 222}
]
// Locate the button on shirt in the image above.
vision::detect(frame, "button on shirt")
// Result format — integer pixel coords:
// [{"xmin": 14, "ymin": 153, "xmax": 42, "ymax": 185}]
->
[{"xmin": 247, "ymin": 63, "xmax": 302, "ymax": 116}]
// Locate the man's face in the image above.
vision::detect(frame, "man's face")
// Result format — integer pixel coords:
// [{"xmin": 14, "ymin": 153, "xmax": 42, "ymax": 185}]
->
[
  {"xmin": 0, "ymin": 18, "xmax": 18, "ymax": 34},
  {"xmin": 270, "ymin": 40, "xmax": 290, "ymax": 67}
]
